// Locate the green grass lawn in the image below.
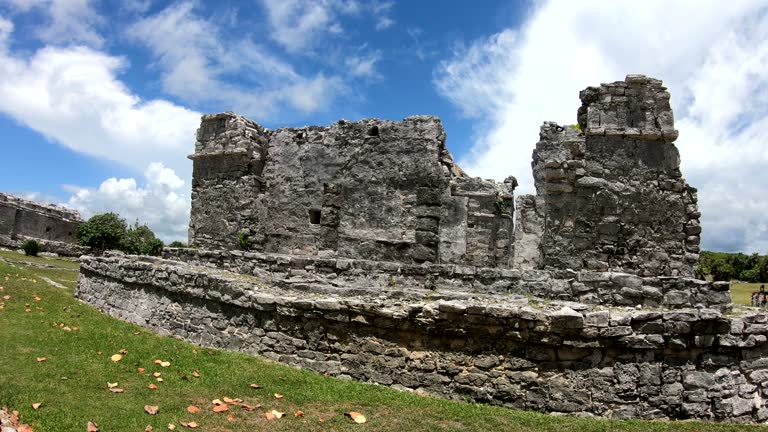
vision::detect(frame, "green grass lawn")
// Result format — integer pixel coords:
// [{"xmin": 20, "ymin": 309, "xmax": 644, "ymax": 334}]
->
[
  {"xmin": 0, "ymin": 250, "xmax": 765, "ymax": 431},
  {"xmin": 730, "ymin": 283, "xmax": 767, "ymax": 306}
]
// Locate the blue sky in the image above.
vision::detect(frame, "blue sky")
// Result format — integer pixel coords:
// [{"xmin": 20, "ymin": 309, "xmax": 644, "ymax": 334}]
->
[{"xmin": 0, "ymin": 0, "xmax": 767, "ymax": 254}]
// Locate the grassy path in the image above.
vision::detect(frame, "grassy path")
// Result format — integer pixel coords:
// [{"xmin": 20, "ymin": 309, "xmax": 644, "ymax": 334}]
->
[{"xmin": 0, "ymin": 250, "xmax": 763, "ymax": 431}]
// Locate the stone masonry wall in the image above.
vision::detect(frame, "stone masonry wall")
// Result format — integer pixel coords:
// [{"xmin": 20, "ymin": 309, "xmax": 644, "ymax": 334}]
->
[
  {"xmin": 189, "ymin": 113, "xmax": 515, "ymax": 268},
  {"xmin": 514, "ymin": 75, "xmax": 700, "ymax": 277},
  {"xmin": 161, "ymin": 248, "xmax": 730, "ymax": 311},
  {"xmin": 0, "ymin": 192, "xmax": 83, "ymax": 255},
  {"xmin": 77, "ymin": 254, "xmax": 768, "ymax": 422}
]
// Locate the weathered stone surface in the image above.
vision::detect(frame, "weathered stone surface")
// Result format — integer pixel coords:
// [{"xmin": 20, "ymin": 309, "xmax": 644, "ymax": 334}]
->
[
  {"xmin": 77, "ymin": 253, "xmax": 768, "ymax": 422},
  {"xmin": 76, "ymin": 74, "xmax": 751, "ymax": 423},
  {"xmin": 0, "ymin": 192, "xmax": 85, "ymax": 256}
]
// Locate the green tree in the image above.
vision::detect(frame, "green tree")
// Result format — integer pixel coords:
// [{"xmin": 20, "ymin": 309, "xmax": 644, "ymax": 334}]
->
[
  {"xmin": 77, "ymin": 213, "xmax": 127, "ymax": 251},
  {"xmin": 22, "ymin": 240, "xmax": 41, "ymax": 257},
  {"xmin": 121, "ymin": 222, "xmax": 164, "ymax": 257}
]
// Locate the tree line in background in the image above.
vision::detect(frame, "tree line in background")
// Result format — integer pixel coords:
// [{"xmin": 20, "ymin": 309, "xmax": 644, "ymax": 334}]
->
[{"xmin": 699, "ymin": 251, "xmax": 768, "ymax": 283}]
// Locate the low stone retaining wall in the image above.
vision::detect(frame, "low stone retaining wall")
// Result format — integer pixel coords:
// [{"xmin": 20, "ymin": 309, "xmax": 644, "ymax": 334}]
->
[
  {"xmin": 162, "ymin": 248, "xmax": 731, "ymax": 310},
  {"xmin": 78, "ymin": 254, "xmax": 767, "ymax": 422},
  {"xmin": 0, "ymin": 234, "xmax": 90, "ymax": 257}
]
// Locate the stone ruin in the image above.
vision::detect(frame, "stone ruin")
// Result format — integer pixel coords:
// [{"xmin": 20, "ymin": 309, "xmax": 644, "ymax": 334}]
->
[
  {"xmin": 77, "ymin": 76, "xmax": 768, "ymax": 422},
  {"xmin": 0, "ymin": 192, "xmax": 87, "ymax": 256}
]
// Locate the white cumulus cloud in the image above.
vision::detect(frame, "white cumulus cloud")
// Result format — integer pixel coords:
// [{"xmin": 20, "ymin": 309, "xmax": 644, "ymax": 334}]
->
[
  {"xmin": 434, "ymin": 0, "xmax": 768, "ymax": 253},
  {"xmin": 64, "ymin": 163, "xmax": 189, "ymax": 242}
]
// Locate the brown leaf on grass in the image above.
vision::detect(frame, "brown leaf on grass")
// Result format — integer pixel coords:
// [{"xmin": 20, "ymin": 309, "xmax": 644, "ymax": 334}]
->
[
  {"xmin": 160, "ymin": 361, "xmax": 171, "ymax": 368},
  {"xmin": 33, "ymin": 296, "xmax": 41, "ymax": 302},
  {"xmin": 24, "ymin": 308, "xmax": 31, "ymax": 313},
  {"xmin": 119, "ymin": 349, "xmax": 128, "ymax": 355},
  {"xmin": 167, "ymin": 424, "xmax": 176, "ymax": 430},
  {"xmin": 36, "ymin": 357, "xmax": 46, "ymax": 362},
  {"xmin": 156, "ymin": 378, "xmax": 163, "ymax": 382},
  {"xmin": 107, "ymin": 382, "xmax": 118, "ymax": 388},
  {"xmin": 191, "ymin": 370, "xmax": 200, "ymax": 378},
  {"xmin": 249, "ymin": 383, "xmax": 262, "ymax": 389},
  {"xmin": 240, "ymin": 403, "xmax": 260, "ymax": 411},
  {"xmin": 273, "ymin": 393, "xmax": 283, "ymax": 399},
  {"xmin": 180, "ymin": 421, "xmax": 198, "ymax": 428},
  {"xmin": 294, "ymin": 410, "xmax": 305, "ymax": 417},
  {"xmin": 227, "ymin": 414, "xmax": 235, "ymax": 422},
  {"xmin": 133, "ymin": 331, "xmax": 141, "ymax": 335},
  {"xmin": 148, "ymin": 384, "xmax": 158, "ymax": 390},
  {"xmin": 87, "ymin": 421, "xmax": 99, "ymax": 431},
  {"xmin": 145, "ymin": 425, "xmax": 153, "ymax": 432},
  {"xmin": 32, "ymin": 403, "xmax": 41, "ymax": 410},
  {"xmin": 345, "ymin": 411, "xmax": 367, "ymax": 424},
  {"xmin": 152, "ymin": 372, "xmax": 162, "ymax": 377},
  {"xmin": 110, "ymin": 354, "xmax": 122, "ymax": 362},
  {"xmin": 211, "ymin": 399, "xmax": 223, "ymax": 406},
  {"xmin": 109, "ymin": 388, "xmax": 124, "ymax": 393},
  {"xmin": 2, "ymin": 295, "xmax": 10, "ymax": 300},
  {"xmin": 138, "ymin": 367, "xmax": 146, "ymax": 374},
  {"xmin": 186, "ymin": 406, "xmax": 200, "ymax": 414},
  {"xmin": 154, "ymin": 359, "xmax": 163, "ymax": 365},
  {"xmin": 222, "ymin": 397, "xmax": 241, "ymax": 404},
  {"xmin": 264, "ymin": 410, "xmax": 284, "ymax": 420},
  {"xmin": 18, "ymin": 425, "xmax": 32, "ymax": 432},
  {"xmin": 97, "ymin": 352, "xmax": 102, "ymax": 356},
  {"xmin": 144, "ymin": 405, "xmax": 159, "ymax": 415},
  {"xmin": 212, "ymin": 404, "xmax": 228, "ymax": 413}
]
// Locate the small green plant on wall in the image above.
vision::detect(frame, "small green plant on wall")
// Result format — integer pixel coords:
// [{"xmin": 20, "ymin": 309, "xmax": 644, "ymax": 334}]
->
[
  {"xmin": 238, "ymin": 232, "xmax": 251, "ymax": 250},
  {"xmin": 495, "ymin": 198, "xmax": 506, "ymax": 212}
]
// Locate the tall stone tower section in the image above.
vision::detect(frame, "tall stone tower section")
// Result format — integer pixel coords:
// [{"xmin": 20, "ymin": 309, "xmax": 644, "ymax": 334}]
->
[{"xmin": 514, "ymin": 75, "xmax": 701, "ymax": 276}]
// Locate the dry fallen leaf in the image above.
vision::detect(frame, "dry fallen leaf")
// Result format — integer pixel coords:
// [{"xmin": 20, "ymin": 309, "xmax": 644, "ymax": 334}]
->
[
  {"xmin": 227, "ymin": 414, "xmax": 235, "ymax": 423},
  {"xmin": 119, "ymin": 349, "xmax": 128, "ymax": 355},
  {"xmin": 180, "ymin": 421, "xmax": 198, "ymax": 428},
  {"xmin": 294, "ymin": 410, "xmax": 305, "ymax": 417},
  {"xmin": 107, "ymin": 382, "xmax": 118, "ymax": 388},
  {"xmin": 87, "ymin": 421, "xmax": 99, "ymax": 431},
  {"xmin": 32, "ymin": 403, "xmax": 41, "ymax": 410},
  {"xmin": 148, "ymin": 383, "xmax": 158, "ymax": 390},
  {"xmin": 240, "ymin": 403, "xmax": 259, "ymax": 411},
  {"xmin": 152, "ymin": 372, "xmax": 162, "ymax": 377},
  {"xmin": 138, "ymin": 367, "xmax": 146, "ymax": 374},
  {"xmin": 110, "ymin": 354, "xmax": 123, "ymax": 362},
  {"xmin": 154, "ymin": 359, "xmax": 163, "ymax": 365},
  {"xmin": 222, "ymin": 397, "xmax": 241, "ymax": 404},
  {"xmin": 36, "ymin": 357, "xmax": 46, "ymax": 362},
  {"xmin": 186, "ymin": 406, "xmax": 200, "ymax": 414},
  {"xmin": 160, "ymin": 361, "xmax": 171, "ymax": 368},
  {"xmin": 144, "ymin": 405, "xmax": 159, "ymax": 415},
  {"xmin": 211, "ymin": 399, "xmax": 223, "ymax": 406},
  {"xmin": 345, "ymin": 411, "xmax": 367, "ymax": 424},
  {"xmin": 109, "ymin": 388, "xmax": 124, "ymax": 393},
  {"xmin": 264, "ymin": 410, "xmax": 284, "ymax": 420},
  {"xmin": 191, "ymin": 370, "xmax": 200, "ymax": 378},
  {"xmin": 145, "ymin": 426, "xmax": 153, "ymax": 432},
  {"xmin": 18, "ymin": 425, "xmax": 32, "ymax": 432},
  {"xmin": 33, "ymin": 296, "xmax": 41, "ymax": 301},
  {"xmin": 156, "ymin": 378, "xmax": 164, "ymax": 383},
  {"xmin": 167, "ymin": 424, "xmax": 176, "ymax": 430},
  {"xmin": 274, "ymin": 393, "xmax": 284, "ymax": 399},
  {"xmin": 212, "ymin": 405, "xmax": 228, "ymax": 413},
  {"xmin": 249, "ymin": 383, "xmax": 262, "ymax": 389}
]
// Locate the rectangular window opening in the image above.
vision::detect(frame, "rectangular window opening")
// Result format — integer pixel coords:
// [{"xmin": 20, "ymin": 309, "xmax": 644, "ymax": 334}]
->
[{"xmin": 309, "ymin": 209, "xmax": 321, "ymax": 224}]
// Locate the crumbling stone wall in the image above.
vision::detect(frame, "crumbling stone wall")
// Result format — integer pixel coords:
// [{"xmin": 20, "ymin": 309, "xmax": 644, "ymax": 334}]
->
[
  {"xmin": 189, "ymin": 114, "xmax": 515, "ymax": 267},
  {"xmin": 514, "ymin": 75, "xmax": 700, "ymax": 277},
  {"xmin": 77, "ymin": 254, "xmax": 762, "ymax": 422},
  {"xmin": 0, "ymin": 192, "xmax": 84, "ymax": 255}
]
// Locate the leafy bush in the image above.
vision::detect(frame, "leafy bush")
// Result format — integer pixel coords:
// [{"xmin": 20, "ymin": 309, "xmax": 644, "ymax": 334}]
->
[
  {"xmin": 78, "ymin": 213, "xmax": 127, "ymax": 251},
  {"xmin": 78, "ymin": 213, "xmax": 163, "ymax": 256},
  {"xmin": 22, "ymin": 240, "xmax": 41, "ymax": 257},
  {"xmin": 168, "ymin": 240, "xmax": 186, "ymax": 248},
  {"xmin": 121, "ymin": 222, "xmax": 164, "ymax": 256},
  {"xmin": 238, "ymin": 232, "xmax": 250, "ymax": 250}
]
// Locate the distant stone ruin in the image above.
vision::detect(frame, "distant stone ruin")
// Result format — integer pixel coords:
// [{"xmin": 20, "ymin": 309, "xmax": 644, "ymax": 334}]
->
[
  {"xmin": 77, "ymin": 76, "xmax": 768, "ymax": 422},
  {"xmin": 0, "ymin": 192, "xmax": 87, "ymax": 256}
]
